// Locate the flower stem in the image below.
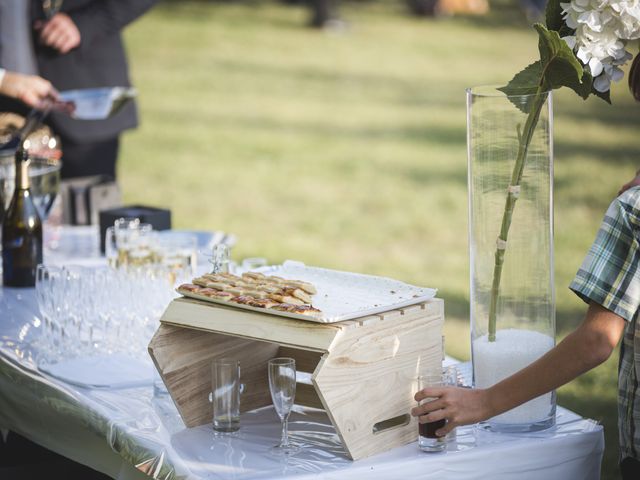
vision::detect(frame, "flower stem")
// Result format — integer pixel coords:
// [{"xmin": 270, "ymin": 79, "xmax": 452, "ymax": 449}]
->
[{"xmin": 487, "ymin": 89, "xmax": 547, "ymax": 342}]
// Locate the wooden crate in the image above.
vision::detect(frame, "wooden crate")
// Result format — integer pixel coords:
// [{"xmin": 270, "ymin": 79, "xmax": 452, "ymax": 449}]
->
[{"xmin": 148, "ymin": 297, "xmax": 444, "ymax": 460}]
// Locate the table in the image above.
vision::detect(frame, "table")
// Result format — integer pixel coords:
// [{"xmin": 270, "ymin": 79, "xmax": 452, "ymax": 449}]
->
[{"xmin": 0, "ymin": 227, "xmax": 605, "ymax": 480}]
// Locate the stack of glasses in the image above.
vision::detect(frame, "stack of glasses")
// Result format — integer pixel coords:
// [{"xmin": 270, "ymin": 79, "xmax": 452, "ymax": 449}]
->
[
  {"xmin": 35, "ymin": 218, "xmax": 198, "ymax": 365},
  {"xmin": 105, "ymin": 218, "xmax": 197, "ymax": 276}
]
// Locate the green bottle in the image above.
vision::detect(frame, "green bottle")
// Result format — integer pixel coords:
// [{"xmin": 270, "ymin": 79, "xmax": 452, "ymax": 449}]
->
[{"xmin": 2, "ymin": 147, "xmax": 43, "ymax": 287}]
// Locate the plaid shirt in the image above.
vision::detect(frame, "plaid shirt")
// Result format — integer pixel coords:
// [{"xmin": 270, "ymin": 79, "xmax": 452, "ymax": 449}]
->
[{"xmin": 570, "ymin": 186, "xmax": 640, "ymax": 462}]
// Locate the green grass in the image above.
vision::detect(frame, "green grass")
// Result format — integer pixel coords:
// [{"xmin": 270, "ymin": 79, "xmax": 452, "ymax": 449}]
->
[{"xmin": 120, "ymin": 1, "xmax": 638, "ymax": 477}]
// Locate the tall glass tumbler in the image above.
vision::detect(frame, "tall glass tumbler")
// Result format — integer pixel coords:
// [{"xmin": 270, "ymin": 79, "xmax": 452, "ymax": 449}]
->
[
  {"xmin": 467, "ymin": 86, "xmax": 556, "ymax": 432},
  {"xmin": 417, "ymin": 373, "xmax": 447, "ymax": 453},
  {"xmin": 212, "ymin": 359, "xmax": 241, "ymax": 433}
]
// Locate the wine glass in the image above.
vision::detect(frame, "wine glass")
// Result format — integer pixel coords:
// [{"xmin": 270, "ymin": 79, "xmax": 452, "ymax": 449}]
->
[
  {"xmin": 35, "ymin": 264, "xmax": 59, "ymax": 362},
  {"xmin": 268, "ymin": 357, "xmax": 299, "ymax": 455}
]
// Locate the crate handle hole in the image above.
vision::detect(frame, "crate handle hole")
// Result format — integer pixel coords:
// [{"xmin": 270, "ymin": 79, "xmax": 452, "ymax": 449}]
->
[{"xmin": 372, "ymin": 414, "xmax": 410, "ymax": 434}]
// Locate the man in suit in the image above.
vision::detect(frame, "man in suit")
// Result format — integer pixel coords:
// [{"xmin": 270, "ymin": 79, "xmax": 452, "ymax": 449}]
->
[{"xmin": 32, "ymin": 0, "xmax": 156, "ymax": 179}]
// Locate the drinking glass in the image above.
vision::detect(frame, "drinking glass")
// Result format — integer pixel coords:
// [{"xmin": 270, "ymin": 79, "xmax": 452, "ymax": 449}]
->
[
  {"xmin": 241, "ymin": 257, "xmax": 267, "ymax": 272},
  {"xmin": 442, "ymin": 366, "xmax": 459, "ymax": 441},
  {"xmin": 106, "ymin": 218, "xmax": 153, "ymax": 269},
  {"xmin": 104, "ymin": 226, "xmax": 118, "ymax": 267},
  {"xmin": 35, "ymin": 264, "xmax": 60, "ymax": 361},
  {"xmin": 211, "ymin": 359, "xmax": 241, "ymax": 433},
  {"xmin": 125, "ymin": 228, "xmax": 155, "ymax": 268},
  {"xmin": 155, "ymin": 232, "xmax": 198, "ymax": 283},
  {"xmin": 59, "ymin": 265, "xmax": 88, "ymax": 357},
  {"xmin": 268, "ymin": 357, "xmax": 298, "ymax": 454},
  {"xmin": 417, "ymin": 373, "xmax": 447, "ymax": 453},
  {"xmin": 48, "ymin": 267, "xmax": 68, "ymax": 359},
  {"xmin": 35, "ymin": 264, "xmax": 51, "ymax": 324},
  {"xmin": 209, "ymin": 244, "xmax": 230, "ymax": 274}
]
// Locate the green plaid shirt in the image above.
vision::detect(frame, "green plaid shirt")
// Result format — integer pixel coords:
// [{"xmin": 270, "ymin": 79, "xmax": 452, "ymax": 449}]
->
[{"xmin": 570, "ymin": 186, "xmax": 640, "ymax": 462}]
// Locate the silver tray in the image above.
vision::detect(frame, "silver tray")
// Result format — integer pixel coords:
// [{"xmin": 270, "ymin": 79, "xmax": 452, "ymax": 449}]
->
[
  {"xmin": 59, "ymin": 87, "xmax": 136, "ymax": 120},
  {"xmin": 178, "ymin": 260, "xmax": 437, "ymax": 323}
]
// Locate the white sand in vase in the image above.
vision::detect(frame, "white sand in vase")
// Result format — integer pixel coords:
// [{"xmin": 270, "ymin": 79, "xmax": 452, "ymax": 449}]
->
[{"xmin": 473, "ymin": 328, "xmax": 555, "ymax": 424}]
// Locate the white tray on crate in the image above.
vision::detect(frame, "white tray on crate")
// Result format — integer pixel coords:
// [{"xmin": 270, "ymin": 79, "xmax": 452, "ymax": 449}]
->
[{"xmin": 178, "ymin": 260, "xmax": 437, "ymax": 323}]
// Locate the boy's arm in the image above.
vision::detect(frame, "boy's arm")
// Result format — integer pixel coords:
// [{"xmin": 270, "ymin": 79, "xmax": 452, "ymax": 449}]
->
[{"xmin": 412, "ymin": 302, "xmax": 626, "ymax": 435}]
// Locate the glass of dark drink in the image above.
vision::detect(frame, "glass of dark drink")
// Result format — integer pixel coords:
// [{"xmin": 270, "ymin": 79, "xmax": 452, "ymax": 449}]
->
[{"xmin": 417, "ymin": 373, "xmax": 447, "ymax": 452}]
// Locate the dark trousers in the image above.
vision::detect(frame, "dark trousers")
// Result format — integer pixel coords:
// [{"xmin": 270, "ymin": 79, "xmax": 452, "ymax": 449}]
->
[
  {"xmin": 60, "ymin": 137, "xmax": 119, "ymax": 180},
  {"xmin": 621, "ymin": 456, "xmax": 640, "ymax": 480},
  {"xmin": 0, "ymin": 431, "xmax": 110, "ymax": 480}
]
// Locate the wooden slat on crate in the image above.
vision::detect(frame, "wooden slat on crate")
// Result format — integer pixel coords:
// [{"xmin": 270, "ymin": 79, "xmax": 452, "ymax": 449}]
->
[
  {"xmin": 314, "ymin": 298, "xmax": 444, "ymax": 460},
  {"xmin": 276, "ymin": 347, "xmax": 325, "ymax": 373},
  {"xmin": 296, "ymin": 382, "xmax": 325, "ymax": 410},
  {"xmin": 149, "ymin": 325, "xmax": 279, "ymax": 427},
  {"xmin": 161, "ymin": 297, "xmax": 343, "ymax": 352}
]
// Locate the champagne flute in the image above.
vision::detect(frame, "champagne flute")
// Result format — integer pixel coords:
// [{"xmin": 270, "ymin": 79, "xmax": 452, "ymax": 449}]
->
[
  {"xmin": 268, "ymin": 357, "xmax": 299, "ymax": 454},
  {"xmin": 35, "ymin": 264, "xmax": 58, "ymax": 362}
]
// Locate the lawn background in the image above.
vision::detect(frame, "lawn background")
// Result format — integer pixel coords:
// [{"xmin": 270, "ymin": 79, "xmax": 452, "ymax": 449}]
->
[{"xmin": 120, "ymin": 1, "xmax": 639, "ymax": 477}]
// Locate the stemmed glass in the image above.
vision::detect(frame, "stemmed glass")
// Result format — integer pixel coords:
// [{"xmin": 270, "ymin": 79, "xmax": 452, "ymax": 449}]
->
[
  {"xmin": 31, "ymin": 257, "xmax": 180, "ymax": 367},
  {"xmin": 35, "ymin": 264, "xmax": 60, "ymax": 362},
  {"xmin": 268, "ymin": 357, "xmax": 299, "ymax": 455},
  {"xmin": 60, "ymin": 265, "xmax": 86, "ymax": 356}
]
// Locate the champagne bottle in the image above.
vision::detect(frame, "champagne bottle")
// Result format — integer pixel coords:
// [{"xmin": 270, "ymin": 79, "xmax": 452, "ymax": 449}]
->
[{"xmin": 2, "ymin": 147, "xmax": 42, "ymax": 287}]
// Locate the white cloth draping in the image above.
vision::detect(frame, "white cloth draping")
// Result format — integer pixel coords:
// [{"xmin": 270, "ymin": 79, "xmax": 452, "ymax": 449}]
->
[{"xmin": 0, "ymin": 227, "xmax": 605, "ymax": 480}]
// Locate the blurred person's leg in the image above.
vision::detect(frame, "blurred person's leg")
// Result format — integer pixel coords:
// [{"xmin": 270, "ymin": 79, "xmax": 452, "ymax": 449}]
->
[
  {"xmin": 59, "ymin": 137, "xmax": 119, "ymax": 180},
  {"xmin": 520, "ymin": 0, "xmax": 546, "ymax": 21},
  {"xmin": 0, "ymin": 431, "xmax": 110, "ymax": 479},
  {"xmin": 621, "ymin": 457, "xmax": 640, "ymax": 480},
  {"xmin": 309, "ymin": 0, "xmax": 339, "ymax": 27},
  {"xmin": 407, "ymin": 0, "xmax": 439, "ymax": 16}
]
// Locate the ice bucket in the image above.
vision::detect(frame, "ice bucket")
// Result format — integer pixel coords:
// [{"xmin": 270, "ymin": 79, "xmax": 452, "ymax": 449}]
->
[{"xmin": 0, "ymin": 153, "xmax": 61, "ymax": 220}]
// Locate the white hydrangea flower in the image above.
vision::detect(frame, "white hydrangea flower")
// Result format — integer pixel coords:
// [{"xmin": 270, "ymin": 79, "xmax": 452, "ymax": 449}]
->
[
  {"xmin": 561, "ymin": 0, "xmax": 640, "ymax": 92},
  {"xmin": 610, "ymin": 0, "xmax": 640, "ymax": 39}
]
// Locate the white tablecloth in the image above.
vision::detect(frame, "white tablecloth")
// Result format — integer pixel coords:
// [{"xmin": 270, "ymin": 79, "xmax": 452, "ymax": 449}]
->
[{"xmin": 0, "ymin": 227, "xmax": 605, "ymax": 480}]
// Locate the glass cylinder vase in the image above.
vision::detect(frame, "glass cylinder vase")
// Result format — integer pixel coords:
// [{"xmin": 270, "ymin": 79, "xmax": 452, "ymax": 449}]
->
[{"xmin": 467, "ymin": 86, "xmax": 556, "ymax": 432}]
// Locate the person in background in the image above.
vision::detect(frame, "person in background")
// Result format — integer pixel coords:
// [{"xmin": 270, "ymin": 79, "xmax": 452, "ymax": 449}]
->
[
  {"xmin": 31, "ymin": 0, "xmax": 157, "ymax": 180},
  {"xmin": 412, "ymin": 64, "xmax": 640, "ymax": 478},
  {"xmin": 0, "ymin": 68, "xmax": 58, "ymax": 108},
  {"xmin": 0, "ymin": 1, "xmax": 59, "ymax": 110},
  {"xmin": 0, "ymin": 0, "xmax": 37, "ymax": 75}
]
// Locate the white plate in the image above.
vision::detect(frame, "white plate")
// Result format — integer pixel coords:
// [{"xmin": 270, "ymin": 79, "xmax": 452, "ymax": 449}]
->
[{"xmin": 180, "ymin": 260, "xmax": 437, "ymax": 323}]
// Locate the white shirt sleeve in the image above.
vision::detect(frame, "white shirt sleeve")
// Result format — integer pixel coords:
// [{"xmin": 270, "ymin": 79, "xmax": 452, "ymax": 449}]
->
[{"xmin": 0, "ymin": 68, "xmax": 6, "ymax": 87}]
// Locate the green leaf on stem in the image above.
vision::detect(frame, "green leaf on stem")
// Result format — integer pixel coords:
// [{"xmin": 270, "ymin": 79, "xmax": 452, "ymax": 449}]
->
[
  {"xmin": 499, "ymin": 61, "xmax": 543, "ymax": 97},
  {"xmin": 545, "ymin": 0, "xmax": 564, "ymax": 31},
  {"xmin": 498, "ymin": 61, "xmax": 544, "ymax": 112},
  {"xmin": 535, "ymin": 23, "xmax": 584, "ymax": 88},
  {"xmin": 545, "ymin": 0, "xmax": 575, "ymax": 39},
  {"xmin": 499, "ymin": 24, "xmax": 589, "ymax": 113},
  {"xmin": 591, "ymin": 84, "xmax": 612, "ymax": 103}
]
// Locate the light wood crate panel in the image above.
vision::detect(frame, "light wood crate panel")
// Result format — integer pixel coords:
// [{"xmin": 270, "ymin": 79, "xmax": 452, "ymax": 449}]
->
[{"xmin": 148, "ymin": 297, "xmax": 444, "ymax": 461}]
